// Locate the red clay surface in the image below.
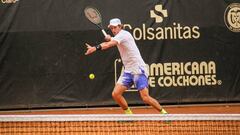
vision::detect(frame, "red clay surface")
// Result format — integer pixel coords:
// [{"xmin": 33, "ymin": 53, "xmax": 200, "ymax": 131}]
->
[{"xmin": 0, "ymin": 104, "xmax": 239, "ymax": 115}]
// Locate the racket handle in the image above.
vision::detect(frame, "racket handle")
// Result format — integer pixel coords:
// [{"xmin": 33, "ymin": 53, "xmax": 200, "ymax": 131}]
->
[{"xmin": 102, "ymin": 29, "xmax": 107, "ymax": 37}]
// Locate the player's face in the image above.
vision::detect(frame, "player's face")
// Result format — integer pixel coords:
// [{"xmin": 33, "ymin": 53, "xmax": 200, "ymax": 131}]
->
[{"xmin": 109, "ymin": 25, "xmax": 121, "ymax": 35}]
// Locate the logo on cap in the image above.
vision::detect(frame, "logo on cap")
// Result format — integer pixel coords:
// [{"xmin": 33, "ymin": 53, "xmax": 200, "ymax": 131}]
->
[{"xmin": 1, "ymin": 0, "xmax": 18, "ymax": 3}]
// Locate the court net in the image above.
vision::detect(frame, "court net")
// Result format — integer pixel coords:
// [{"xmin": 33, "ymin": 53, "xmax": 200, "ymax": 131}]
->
[{"xmin": 0, "ymin": 114, "xmax": 240, "ymax": 135}]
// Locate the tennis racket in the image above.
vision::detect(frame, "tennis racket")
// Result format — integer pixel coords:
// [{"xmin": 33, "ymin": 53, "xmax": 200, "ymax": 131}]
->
[{"xmin": 84, "ymin": 6, "xmax": 107, "ymax": 37}]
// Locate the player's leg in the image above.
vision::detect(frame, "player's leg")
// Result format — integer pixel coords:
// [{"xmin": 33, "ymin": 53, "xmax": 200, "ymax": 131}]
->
[
  {"xmin": 134, "ymin": 71, "xmax": 168, "ymax": 114},
  {"xmin": 113, "ymin": 72, "xmax": 134, "ymax": 114},
  {"xmin": 112, "ymin": 84, "xmax": 133, "ymax": 114},
  {"xmin": 112, "ymin": 84, "xmax": 128, "ymax": 110},
  {"xmin": 139, "ymin": 88, "xmax": 167, "ymax": 114}
]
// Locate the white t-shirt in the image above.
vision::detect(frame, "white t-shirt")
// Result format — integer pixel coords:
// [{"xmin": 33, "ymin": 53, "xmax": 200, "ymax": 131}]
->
[{"xmin": 112, "ymin": 29, "xmax": 146, "ymax": 74}]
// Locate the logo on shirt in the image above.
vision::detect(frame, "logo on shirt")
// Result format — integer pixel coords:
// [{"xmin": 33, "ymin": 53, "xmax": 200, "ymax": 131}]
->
[{"xmin": 224, "ymin": 3, "xmax": 240, "ymax": 32}]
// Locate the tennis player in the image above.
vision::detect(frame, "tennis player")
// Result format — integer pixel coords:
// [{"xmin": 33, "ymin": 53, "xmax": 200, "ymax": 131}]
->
[{"xmin": 85, "ymin": 18, "xmax": 168, "ymax": 114}]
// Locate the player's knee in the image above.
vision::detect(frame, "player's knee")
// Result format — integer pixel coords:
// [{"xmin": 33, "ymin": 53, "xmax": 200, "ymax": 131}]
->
[
  {"xmin": 112, "ymin": 85, "xmax": 125, "ymax": 99},
  {"xmin": 112, "ymin": 91, "xmax": 119, "ymax": 99},
  {"xmin": 112, "ymin": 91, "xmax": 116, "ymax": 98}
]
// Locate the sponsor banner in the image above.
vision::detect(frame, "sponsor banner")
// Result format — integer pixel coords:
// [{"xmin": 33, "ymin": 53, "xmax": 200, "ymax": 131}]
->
[
  {"xmin": 147, "ymin": 61, "xmax": 221, "ymax": 87},
  {"xmin": 0, "ymin": 0, "xmax": 239, "ymax": 109},
  {"xmin": 224, "ymin": 3, "xmax": 240, "ymax": 32}
]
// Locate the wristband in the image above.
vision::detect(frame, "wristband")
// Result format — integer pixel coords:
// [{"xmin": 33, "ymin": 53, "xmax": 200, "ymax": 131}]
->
[{"xmin": 95, "ymin": 44, "xmax": 102, "ymax": 51}]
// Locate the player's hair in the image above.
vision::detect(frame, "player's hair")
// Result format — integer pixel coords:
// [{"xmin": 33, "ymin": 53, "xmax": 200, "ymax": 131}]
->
[{"xmin": 119, "ymin": 24, "xmax": 124, "ymax": 29}]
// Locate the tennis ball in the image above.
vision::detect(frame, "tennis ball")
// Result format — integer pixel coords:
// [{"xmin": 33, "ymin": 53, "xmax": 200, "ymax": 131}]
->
[{"xmin": 89, "ymin": 73, "xmax": 95, "ymax": 79}]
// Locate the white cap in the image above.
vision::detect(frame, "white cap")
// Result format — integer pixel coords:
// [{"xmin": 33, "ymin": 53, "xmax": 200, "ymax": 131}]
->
[{"xmin": 108, "ymin": 18, "xmax": 122, "ymax": 28}]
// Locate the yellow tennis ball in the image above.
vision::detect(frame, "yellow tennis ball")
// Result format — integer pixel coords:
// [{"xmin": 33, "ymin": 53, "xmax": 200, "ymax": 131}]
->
[{"xmin": 89, "ymin": 73, "xmax": 95, "ymax": 79}]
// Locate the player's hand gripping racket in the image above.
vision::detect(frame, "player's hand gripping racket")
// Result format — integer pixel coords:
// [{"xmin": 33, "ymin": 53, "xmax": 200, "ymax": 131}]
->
[{"xmin": 84, "ymin": 6, "xmax": 107, "ymax": 37}]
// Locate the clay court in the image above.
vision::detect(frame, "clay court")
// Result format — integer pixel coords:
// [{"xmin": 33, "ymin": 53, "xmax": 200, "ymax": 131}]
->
[
  {"xmin": 1, "ymin": 104, "xmax": 239, "ymax": 115},
  {"xmin": 1, "ymin": 104, "xmax": 240, "ymax": 135}
]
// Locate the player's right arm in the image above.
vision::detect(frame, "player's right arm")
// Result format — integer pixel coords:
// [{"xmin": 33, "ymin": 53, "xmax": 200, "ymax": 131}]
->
[
  {"xmin": 84, "ymin": 39, "xmax": 118, "ymax": 55},
  {"xmin": 101, "ymin": 39, "xmax": 118, "ymax": 50}
]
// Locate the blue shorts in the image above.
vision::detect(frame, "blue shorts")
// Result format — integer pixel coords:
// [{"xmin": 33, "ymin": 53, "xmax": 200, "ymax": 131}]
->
[{"xmin": 117, "ymin": 68, "xmax": 148, "ymax": 90}]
